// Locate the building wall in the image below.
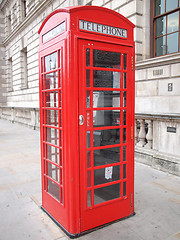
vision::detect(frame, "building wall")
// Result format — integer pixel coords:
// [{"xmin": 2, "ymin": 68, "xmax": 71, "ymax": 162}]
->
[{"xmin": 0, "ymin": 11, "xmax": 6, "ymax": 104}]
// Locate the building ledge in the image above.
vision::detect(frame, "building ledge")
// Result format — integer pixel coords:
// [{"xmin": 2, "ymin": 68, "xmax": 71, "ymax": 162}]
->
[{"xmin": 135, "ymin": 52, "xmax": 180, "ymax": 69}]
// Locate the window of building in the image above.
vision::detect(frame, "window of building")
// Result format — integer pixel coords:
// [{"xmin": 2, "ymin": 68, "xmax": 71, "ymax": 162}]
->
[
  {"xmin": 7, "ymin": 57, "xmax": 13, "ymax": 92},
  {"xmin": 21, "ymin": 47, "xmax": 28, "ymax": 89},
  {"xmin": 154, "ymin": 0, "xmax": 180, "ymax": 56}
]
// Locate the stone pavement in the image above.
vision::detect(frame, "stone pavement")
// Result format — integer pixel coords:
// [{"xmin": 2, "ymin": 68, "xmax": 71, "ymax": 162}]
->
[{"xmin": 0, "ymin": 119, "xmax": 180, "ymax": 240}]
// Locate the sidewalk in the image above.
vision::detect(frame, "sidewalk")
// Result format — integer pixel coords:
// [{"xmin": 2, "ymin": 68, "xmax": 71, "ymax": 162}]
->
[{"xmin": 0, "ymin": 119, "xmax": 180, "ymax": 240}]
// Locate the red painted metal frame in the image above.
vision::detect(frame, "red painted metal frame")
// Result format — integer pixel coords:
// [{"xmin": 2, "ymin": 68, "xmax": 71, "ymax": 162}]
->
[{"xmin": 39, "ymin": 6, "xmax": 135, "ymax": 237}]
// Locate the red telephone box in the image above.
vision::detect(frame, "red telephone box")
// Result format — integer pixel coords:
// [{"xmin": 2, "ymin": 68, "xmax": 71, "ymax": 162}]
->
[{"xmin": 38, "ymin": 6, "xmax": 135, "ymax": 238}]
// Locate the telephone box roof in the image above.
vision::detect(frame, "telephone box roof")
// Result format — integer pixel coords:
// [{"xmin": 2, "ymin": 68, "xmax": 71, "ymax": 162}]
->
[{"xmin": 38, "ymin": 5, "xmax": 135, "ymax": 34}]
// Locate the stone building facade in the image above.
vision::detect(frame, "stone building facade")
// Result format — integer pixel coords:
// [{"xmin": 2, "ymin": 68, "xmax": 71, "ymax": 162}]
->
[{"xmin": 0, "ymin": 0, "xmax": 179, "ymax": 176}]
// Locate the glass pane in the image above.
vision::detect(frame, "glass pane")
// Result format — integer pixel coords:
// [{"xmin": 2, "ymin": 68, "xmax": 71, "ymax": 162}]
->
[
  {"xmin": 87, "ymin": 131, "xmax": 91, "ymax": 148},
  {"xmin": 45, "ymin": 110, "xmax": 59, "ymax": 126},
  {"xmin": 60, "ymin": 150, "xmax": 63, "ymax": 166},
  {"xmin": 167, "ymin": 32, "xmax": 178, "ymax": 54},
  {"xmin": 94, "ymin": 183, "xmax": 120, "ymax": 205},
  {"xmin": 123, "ymin": 54, "xmax": 127, "ymax": 70},
  {"xmin": 60, "ymin": 168, "xmax": 63, "ymax": 185},
  {"xmin": 45, "ymin": 52, "xmax": 57, "ymax": 72},
  {"xmin": 123, "ymin": 110, "xmax": 126, "ymax": 125},
  {"xmin": 47, "ymin": 179, "xmax": 60, "ymax": 201},
  {"xmin": 93, "ymin": 70, "xmax": 120, "ymax": 88},
  {"xmin": 156, "ymin": 16, "xmax": 166, "ymax": 37},
  {"xmin": 86, "ymin": 48, "xmax": 90, "ymax": 66},
  {"xmin": 166, "ymin": 0, "xmax": 178, "ymax": 12},
  {"xmin": 94, "ymin": 165, "xmax": 120, "ymax": 186},
  {"xmin": 123, "ymin": 92, "xmax": 127, "ymax": 107},
  {"xmin": 58, "ymin": 50, "xmax": 61, "ymax": 68},
  {"xmin": 93, "ymin": 50, "xmax": 121, "ymax": 69},
  {"xmin": 87, "ymin": 151, "xmax": 91, "ymax": 168},
  {"xmin": 123, "ymin": 182, "xmax": 126, "ymax": 196},
  {"xmin": 167, "ymin": 12, "xmax": 179, "ymax": 34},
  {"xmin": 46, "ymin": 127, "xmax": 59, "ymax": 146},
  {"xmin": 93, "ymin": 91, "xmax": 120, "ymax": 108},
  {"xmin": 47, "ymin": 144, "xmax": 59, "ymax": 164},
  {"xmin": 155, "ymin": 36, "xmax": 166, "ymax": 56},
  {"xmin": 123, "ymin": 164, "xmax": 126, "ymax": 179},
  {"xmin": 86, "ymin": 90, "xmax": 90, "ymax": 108},
  {"xmin": 94, "ymin": 147, "xmax": 120, "ymax": 167},
  {"xmin": 154, "ymin": 0, "xmax": 165, "ymax": 16},
  {"xmin": 47, "ymin": 162, "xmax": 59, "ymax": 183},
  {"xmin": 87, "ymin": 171, "xmax": 91, "ymax": 187},
  {"xmin": 44, "ymin": 91, "xmax": 58, "ymax": 108},
  {"xmin": 87, "ymin": 190, "xmax": 91, "ymax": 207},
  {"xmin": 86, "ymin": 70, "xmax": 90, "ymax": 87},
  {"xmin": 123, "ymin": 146, "xmax": 126, "ymax": 161},
  {"xmin": 44, "ymin": 72, "xmax": 58, "ymax": 90},
  {"xmin": 93, "ymin": 110, "xmax": 120, "ymax": 127},
  {"xmin": 123, "ymin": 128, "xmax": 126, "ymax": 143},
  {"xmin": 93, "ymin": 129, "xmax": 120, "ymax": 147},
  {"xmin": 61, "ymin": 187, "xmax": 63, "ymax": 204},
  {"xmin": 123, "ymin": 73, "xmax": 127, "ymax": 88}
]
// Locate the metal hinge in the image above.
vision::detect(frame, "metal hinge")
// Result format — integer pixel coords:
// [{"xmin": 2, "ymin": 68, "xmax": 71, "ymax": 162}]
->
[
  {"xmin": 131, "ymin": 126, "xmax": 133, "ymax": 140},
  {"xmin": 131, "ymin": 56, "xmax": 133, "ymax": 71}
]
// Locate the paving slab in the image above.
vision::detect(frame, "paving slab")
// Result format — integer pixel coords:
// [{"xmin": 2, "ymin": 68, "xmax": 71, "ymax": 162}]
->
[{"xmin": 0, "ymin": 119, "xmax": 180, "ymax": 240}]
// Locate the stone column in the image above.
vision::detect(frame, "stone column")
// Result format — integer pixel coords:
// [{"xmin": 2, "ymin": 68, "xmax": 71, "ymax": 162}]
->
[
  {"xmin": 137, "ymin": 119, "xmax": 146, "ymax": 147},
  {"xmin": 144, "ymin": 120, "xmax": 153, "ymax": 149}
]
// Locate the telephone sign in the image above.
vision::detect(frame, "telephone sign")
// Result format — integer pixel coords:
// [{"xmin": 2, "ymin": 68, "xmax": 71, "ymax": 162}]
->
[{"xmin": 38, "ymin": 6, "xmax": 135, "ymax": 238}]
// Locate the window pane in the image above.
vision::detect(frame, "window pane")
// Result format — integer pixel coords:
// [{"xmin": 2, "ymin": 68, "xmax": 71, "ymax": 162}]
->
[
  {"xmin": 45, "ymin": 52, "xmax": 57, "ymax": 72},
  {"xmin": 123, "ymin": 73, "xmax": 127, "ymax": 89},
  {"xmin": 123, "ymin": 110, "xmax": 126, "ymax": 125},
  {"xmin": 45, "ymin": 110, "xmax": 59, "ymax": 126},
  {"xmin": 123, "ymin": 54, "xmax": 127, "ymax": 70},
  {"xmin": 86, "ymin": 70, "xmax": 90, "ymax": 87},
  {"xmin": 93, "ymin": 129, "xmax": 120, "ymax": 147},
  {"xmin": 123, "ymin": 182, "xmax": 126, "ymax": 196},
  {"xmin": 156, "ymin": 16, "xmax": 166, "ymax": 37},
  {"xmin": 123, "ymin": 146, "xmax": 126, "ymax": 161},
  {"xmin": 44, "ymin": 91, "xmax": 58, "ymax": 108},
  {"xmin": 46, "ymin": 127, "xmax": 59, "ymax": 146},
  {"xmin": 166, "ymin": 0, "xmax": 178, "ymax": 12},
  {"xmin": 87, "ymin": 171, "xmax": 91, "ymax": 187},
  {"xmin": 167, "ymin": 32, "xmax": 178, "ymax": 54},
  {"xmin": 94, "ymin": 183, "xmax": 120, "ymax": 205},
  {"xmin": 93, "ymin": 91, "xmax": 120, "ymax": 108},
  {"xmin": 87, "ymin": 131, "xmax": 91, "ymax": 148},
  {"xmin": 93, "ymin": 70, "xmax": 121, "ymax": 88},
  {"xmin": 167, "ymin": 12, "xmax": 179, "ymax": 34},
  {"xmin": 94, "ymin": 147, "xmax": 120, "ymax": 167},
  {"xmin": 94, "ymin": 165, "xmax": 120, "ymax": 186},
  {"xmin": 86, "ymin": 90, "xmax": 90, "ymax": 108},
  {"xmin": 86, "ymin": 48, "xmax": 90, "ymax": 66},
  {"xmin": 87, "ymin": 190, "xmax": 91, "ymax": 207},
  {"xmin": 47, "ymin": 179, "xmax": 60, "ymax": 201},
  {"xmin": 155, "ymin": 36, "xmax": 166, "ymax": 56},
  {"xmin": 154, "ymin": 0, "xmax": 165, "ymax": 16},
  {"xmin": 93, "ymin": 110, "xmax": 120, "ymax": 127},
  {"xmin": 44, "ymin": 72, "xmax": 58, "ymax": 89},
  {"xmin": 87, "ymin": 151, "xmax": 91, "ymax": 168},
  {"xmin": 93, "ymin": 50, "xmax": 121, "ymax": 69},
  {"xmin": 47, "ymin": 145, "xmax": 59, "ymax": 164},
  {"xmin": 47, "ymin": 162, "xmax": 59, "ymax": 183}
]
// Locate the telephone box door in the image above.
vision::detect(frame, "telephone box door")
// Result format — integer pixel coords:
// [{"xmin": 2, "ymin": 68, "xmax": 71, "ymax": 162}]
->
[{"xmin": 79, "ymin": 39, "xmax": 134, "ymax": 232}]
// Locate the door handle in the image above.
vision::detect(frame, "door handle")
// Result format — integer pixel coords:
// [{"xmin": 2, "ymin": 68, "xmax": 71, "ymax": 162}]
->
[{"xmin": 79, "ymin": 115, "xmax": 84, "ymax": 125}]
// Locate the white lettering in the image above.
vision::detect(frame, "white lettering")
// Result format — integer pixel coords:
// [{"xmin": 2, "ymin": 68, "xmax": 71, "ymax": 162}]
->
[{"xmin": 79, "ymin": 20, "xmax": 127, "ymax": 38}]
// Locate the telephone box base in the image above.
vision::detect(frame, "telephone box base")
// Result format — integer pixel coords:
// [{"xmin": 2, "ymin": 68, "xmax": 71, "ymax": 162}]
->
[{"xmin": 41, "ymin": 206, "xmax": 135, "ymax": 239}]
